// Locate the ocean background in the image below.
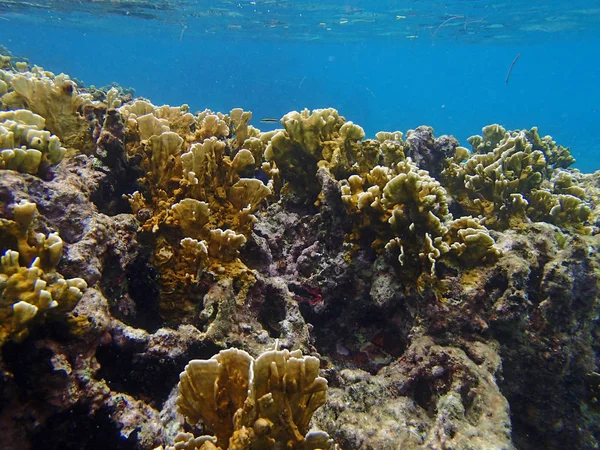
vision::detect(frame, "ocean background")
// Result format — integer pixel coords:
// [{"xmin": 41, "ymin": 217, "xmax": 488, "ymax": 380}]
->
[{"xmin": 1, "ymin": 0, "xmax": 599, "ymax": 172}]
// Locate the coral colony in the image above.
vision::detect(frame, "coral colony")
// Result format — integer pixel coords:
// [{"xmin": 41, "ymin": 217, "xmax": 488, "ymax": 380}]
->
[{"xmin": 1, "ymin": 54, "xmax": 599, "ymax": 449}]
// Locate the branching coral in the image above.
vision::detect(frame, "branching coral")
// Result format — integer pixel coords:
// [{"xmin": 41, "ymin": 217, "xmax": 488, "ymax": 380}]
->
[
  {"xmin": 442, "ymin": 124, "xmax": 591, "ymax": 231},
  {"xmin": 120, "ymin": 101, "xmax": 274, "ymax": 321},
  {"xmin": 0, "ymin": 201, "xmax": 87, "ymax": 345},
  {"xmin": 265, "ymin": 108, "xmax": 365, "ymax": 199},
  {"xmin": 0, "ymin": 62, "xmax": 95, "ymax": 152},
  {"xmin": 0, "ymin": 109, "xmax": 67, "ymax": 175},
  {"xmin": 342, "ymin": 158, "xmax": 501, "ymax": 280},
  {"xmin": 168, "ymin": 347, "xmax": 338, "ymax": 450},
  {"xmin": 258, "ymin": 108, "xmax": 501, "ymax": 281},
  {"xmin": 528, "ymin": 190, "xmax": 592, "ymax": 229}
]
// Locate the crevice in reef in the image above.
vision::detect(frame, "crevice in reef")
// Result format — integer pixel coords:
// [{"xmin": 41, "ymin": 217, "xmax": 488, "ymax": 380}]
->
[
  {"xmin": 123, "ymin": 253, "xmax": 162, "ymax": 333},
  {"xmin": 90, "ymin": 107, "xmax": 145, "ymax": 216},
  {"xmin": 256, "ymin": 288, "xmax": 287, "ymax": 339},
  {"xmin": 412, "ymin": 377, "xmax": 437, "ymax": 418},
  {"xmin": 526, "ymin": 258, "xmax": 547, "ymax": 306},
  {"xmin": 1, "ymin": 322, "xmax": 82, "ymax": 394},
  {"xmin": 2, "ymin": 338, "xmax": 56, "ymax": 394},
  {"xmin": 95, "ymin": 341, "xmax": 221, "ymax": 408},
  {"xmin": 99, "ymin": 248, "xmax": 163, "ymax": 333},
  {"xmin": 300, "ymin": 290, "xmax": 409, "ymax": 374},
  {"xmin": 90, "ymin": 168, "xmax": 140, "ymax": 216},
  {"xmin": 30, "ymin": 405, "xmax": 136, "ymax": 450}
]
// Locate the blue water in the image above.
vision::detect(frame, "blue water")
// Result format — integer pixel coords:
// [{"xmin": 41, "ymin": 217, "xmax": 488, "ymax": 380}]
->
[{"xmin": 1, "ymin": 1, "xmax": 599, "ymax": 171}]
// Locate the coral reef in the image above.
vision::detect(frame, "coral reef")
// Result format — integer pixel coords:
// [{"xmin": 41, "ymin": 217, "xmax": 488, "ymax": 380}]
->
[
  {"xmin": 341, "ymin": 157, "xmax": 501, "ymax": 281},
  {"xmin": 265, "ymin": 108, "xmax": 365, "ymax": 199},
  {"xmin": 265, "ymin": 109, "xmax": 502, "ymax": 282},
  {"xmin": 0, "ymin": 61, "xmax": 97, "ymax": 153},
  {"xmin": 0, "ymin": 55, "xmax": 599, "ymax": 450}
]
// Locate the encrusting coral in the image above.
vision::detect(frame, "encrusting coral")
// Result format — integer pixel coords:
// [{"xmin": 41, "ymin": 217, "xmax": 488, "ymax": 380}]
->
[
  {"xmin": 165, "ymin": 346, "xmax": 338, "ymax": 450},
  {"xmin": 0, "ymin": 200, "xmax": 87, "ymax": 345}
]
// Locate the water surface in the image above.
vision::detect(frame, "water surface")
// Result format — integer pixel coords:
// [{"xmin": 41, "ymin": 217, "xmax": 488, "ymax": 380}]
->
[{"xmin": 2, "ymin": 0, "xmax": 599, "ymax": 170}]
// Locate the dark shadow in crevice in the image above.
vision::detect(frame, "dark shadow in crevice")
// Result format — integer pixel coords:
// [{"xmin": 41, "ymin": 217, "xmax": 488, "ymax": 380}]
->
[
  {"xmin": 124, "ymin": 252, "xmax": 162, "ymax": 333},
  {"xmin": 90, "ymin": 109, "xmax": 144, "ymax": 216},
  {"xmin": 296, "ymin": 286, "xmax": 409, "ymax": 374},
  {"xmin": 256, "ymin": 285, "xmax": 287, "ymax": 339},
  {"xmin": 30, "ymin": 405, "xmax": 136, "ymax": 450},
  {"xmin": 95, "ymin": 340, "xmax": 221, "ymax": 408}
]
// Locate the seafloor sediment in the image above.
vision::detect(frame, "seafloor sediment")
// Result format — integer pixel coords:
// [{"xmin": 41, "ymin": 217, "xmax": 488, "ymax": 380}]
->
[{"xmin": 0, "ymin": 55, "xmax": 599, "ymax": 450}]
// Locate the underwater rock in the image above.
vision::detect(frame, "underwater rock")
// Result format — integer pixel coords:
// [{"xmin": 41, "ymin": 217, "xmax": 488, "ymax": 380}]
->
[
  {"xmin": 314, "ymin": 336, "xmax": 513, "ymax": 450},
  {"xmin": 404, "ymin": 125, "xmax": 459, "ymax": 179}
]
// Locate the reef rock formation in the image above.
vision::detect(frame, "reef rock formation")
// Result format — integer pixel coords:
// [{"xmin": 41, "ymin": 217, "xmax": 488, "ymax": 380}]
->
[{"xmin": 0, "ymin": 55, "xmax": 599, "ymax": 450}]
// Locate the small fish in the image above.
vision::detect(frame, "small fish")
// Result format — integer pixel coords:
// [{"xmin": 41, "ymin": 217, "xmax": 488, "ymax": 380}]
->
[
  {"xmin": 260, "ymin": 117, "xmax": 280, "ymax": 123},
  {"xmin": 344, "ymin": 6, "xmax": 363, "ymax": 14}
]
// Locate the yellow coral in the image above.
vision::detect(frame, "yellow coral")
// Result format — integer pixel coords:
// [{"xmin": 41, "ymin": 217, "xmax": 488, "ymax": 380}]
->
[
  {"xmin": 0, "ymin": 65, "xmax": 94, "ymax": 152},
  {"xmin": 0, "ymin": 202, "xmax": 86, "ymax": 345},
  {"xmin": 442, "ymin": 124, "xmax": 589, "ymax": 231},
  {"xmin": 265, "ymin": 108, "xmax": 366, "ymax": 197},
  {"xmin": 0, "ymin": 109, "xmax": 66, "ymax": 174},
  {"xmin": 175, "ymin": 347, "xmax": 335, "ymax": 450},
  {"xmin": 529, "ymin": 190, "xmax": 592, "ymax": 230},
  {"xmin": 171, "ymin": 199, "xmax": 211, "ymax": 239},
  {"xmin": 121, "ymin": 101, "xmax": 275, "ymax": 321},
  {"xmin": 342, "ymin": 158, "xmax": 500, "ymax": 279}
]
